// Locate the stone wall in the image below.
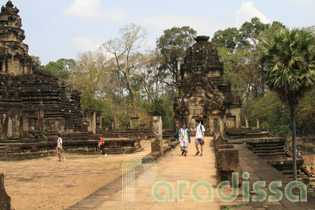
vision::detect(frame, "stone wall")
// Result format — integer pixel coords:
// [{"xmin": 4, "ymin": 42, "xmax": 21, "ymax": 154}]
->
[{"xmin": 213, "ymin": 120, "xmax": 240, "ymax": 182}]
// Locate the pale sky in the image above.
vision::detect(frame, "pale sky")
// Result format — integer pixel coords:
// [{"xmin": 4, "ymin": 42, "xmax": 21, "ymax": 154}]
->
[{"xmin": 2, "ymin": 0, "xmax": 314, "ymax": 64}]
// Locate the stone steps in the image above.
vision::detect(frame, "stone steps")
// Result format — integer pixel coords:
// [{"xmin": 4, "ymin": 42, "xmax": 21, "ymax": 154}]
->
[{"xmin": 252, "ymin": 148, "xmax": 285, "ymax": 154}]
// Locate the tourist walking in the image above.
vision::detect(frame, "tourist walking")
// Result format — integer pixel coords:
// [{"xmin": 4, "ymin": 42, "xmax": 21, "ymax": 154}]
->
[
  {"xmin": 56, "ymin": 135, "xmax": 65, "ymax": 162},
  {"xmin": 98, "ymin": 136, "xmax": 105, "ymax": 155},
  {"xmin": 195, "ymin": 119, "xmax": 205, "ymax": 156},
  {"xmin": 177, "ymin": 123, "xmax": 191, "ymax": 156}
]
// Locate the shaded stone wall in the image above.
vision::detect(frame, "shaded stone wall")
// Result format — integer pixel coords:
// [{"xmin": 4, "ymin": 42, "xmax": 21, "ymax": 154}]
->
[{"xmin": 174, "ymin": 36, "xmax": 241, "ymax": 135}]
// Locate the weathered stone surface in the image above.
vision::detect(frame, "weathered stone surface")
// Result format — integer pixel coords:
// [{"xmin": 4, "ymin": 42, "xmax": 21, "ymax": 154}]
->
[
  {"xmin": 213, "ymin": 119, "xmax": 225, "ymax": 147},
  {"xmin": 174, "ymin": 36, "xmax": 241, "ymax": 134},
  {"xmin": 0, "ymin": 173, "xmax": 10, "ymax": 210},
  {"xmin": 215, "ymin": 144, "xmax": 240, "ymax": 182},
  {"xmin": 150, "ymin": 116, "xmax": 163, "ymax": 154}
]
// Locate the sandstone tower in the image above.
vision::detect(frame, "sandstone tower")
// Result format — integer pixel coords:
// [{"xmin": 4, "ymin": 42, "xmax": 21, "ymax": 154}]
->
[
  {"xmin": 0, "ymin": 1, "xmax": 33, "ymax": 75},
  {"xmin": 174, "ymin": 36, "xmax": 241, "ymax": 134}
]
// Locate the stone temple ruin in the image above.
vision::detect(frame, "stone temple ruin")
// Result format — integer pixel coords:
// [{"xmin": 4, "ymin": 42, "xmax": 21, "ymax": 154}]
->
[
  {"xmin": 174, "ymin": 36, "xmax": 241, "ymax": 134},
  {"xmin": 0, "ymin": 1, "xmax": 141, "ymax": 160}
]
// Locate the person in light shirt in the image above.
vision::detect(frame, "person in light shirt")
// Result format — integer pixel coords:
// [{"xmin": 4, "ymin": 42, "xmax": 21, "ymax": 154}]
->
[
  {"xmin": 177, "ymin": 123, "xmax": 191, "ymax": 156},
  {"xmin": 56, "ymin": 135, "xmax": 65, "ymax": 162},
  {"xmin": 194, "ymin": 119, "xmax": 205, "ymax": 156}
]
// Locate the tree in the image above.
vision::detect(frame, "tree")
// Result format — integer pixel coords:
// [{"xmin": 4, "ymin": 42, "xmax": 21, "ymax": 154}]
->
[
  {"xmin": 156, "ymin": 26, "xmax": 197, "ymax": 87},
  {"xmin": 211, "ymin": 27, "xmax": 249, "ymax": 50},
  {"xmin": 102, "ymin": 23, "xmax": 147, "ymax": 113},
  {"xmin": 240, "ymin": 17, "xmax": 270, "ymax": 47},
  {"xmin": 137, "ymin": 50, "xmax": 161, "ymax": 102},
  {"xmin": 70, "ymin": 51, "xmax": 113, "ymax": 105},
  {"xmin": 261, "ymin": 28, "xmax": 315, "ymax": 180},
  {"xmin": 43, "ymin": 58, "xmax": 75, "ymax": 80},
  {"xmin": 31, "ymin": 56, "xmax": 42, "ymax": 69}
]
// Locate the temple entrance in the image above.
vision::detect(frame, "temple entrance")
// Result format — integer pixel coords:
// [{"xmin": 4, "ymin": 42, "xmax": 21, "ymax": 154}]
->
[{"xmin": 174, "ymin": 36, "xmax": 242, "ymax": 136}]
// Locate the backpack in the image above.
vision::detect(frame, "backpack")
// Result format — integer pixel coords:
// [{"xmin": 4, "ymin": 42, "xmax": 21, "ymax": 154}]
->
[{"xmin": 196, "ymin": 124, "xmax": 204, "ymax": 132}]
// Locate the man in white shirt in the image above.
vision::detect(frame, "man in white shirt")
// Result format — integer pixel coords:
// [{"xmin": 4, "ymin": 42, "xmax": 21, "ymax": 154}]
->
[
  {"xmin": 56, "ymin": 135, "xmax": 65, "ymax": 162},
  {"xmin": 194, "ymin": 119, "xmax": 205, "ymax": 156}
]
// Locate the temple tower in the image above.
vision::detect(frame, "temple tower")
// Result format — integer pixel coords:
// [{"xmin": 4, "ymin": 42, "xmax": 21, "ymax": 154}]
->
[
  {"xmin": 0, "ymin": 1, "xmax": 33, "ymax": 75},
  {"xmin": 174, "ymin": 36, "xmax": 241, "ymax": 135}
]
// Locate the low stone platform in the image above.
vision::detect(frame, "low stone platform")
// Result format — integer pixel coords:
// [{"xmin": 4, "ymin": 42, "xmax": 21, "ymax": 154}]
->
[
  {"xmin": 101, "ymin": 128, "xmax": 176, "ymax": 140},
  {"xmin": 225, "ymin": 128, "xmax": 269, "ymax": 140},
  {"xmin": 0, "ymin": 138, "xmax": 142, "ymax": 160}
]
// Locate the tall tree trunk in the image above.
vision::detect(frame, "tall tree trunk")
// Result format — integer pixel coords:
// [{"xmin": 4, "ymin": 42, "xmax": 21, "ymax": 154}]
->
[
  {"xmin": 290, "ymin": 105, "xmax": 297, "ymax": 181},
  {"xmin": 244, "ymin": 115, "xmax": 249, "ymax": 128},
  {"xmin": 256, "ymin": 118, "xmax": 260, "ymax": 129},
  {"xmin": 123, "ymin": 71, "xmax": 135, "ymax": 114},
  {"xmin": 155, "ymin": 76, "xmax": 159, "ymax": 101},
  {"xmin": 260, "ymin": 63, "xmax": 265, "ymax": 97}
]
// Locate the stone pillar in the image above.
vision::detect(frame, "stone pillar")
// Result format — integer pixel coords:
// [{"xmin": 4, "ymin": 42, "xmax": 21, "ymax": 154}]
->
[
  {"xmin": 96, "ymin": 111, "xmax": 103, "ymax": 133},
  {"xmin": 0, "ymin": 173, "xmax": 11, "ymax": 210},
  {"xmin": 213, "ymin": 119, "xmax": 225, "ymax": 147},
  {"xmin": 38, "ymin": 102, "xmax": 44, "ymax": 133},
  {"xmin": 91, "ymin": 112, "xmax": 96, "ymax": 134},
  {"xmin": 219, "ymin": 117, "xmax": 225, "ymax": 134},
  {"xmin": 150, "ymin": 116, "xmax": 163, "ymax": 154},
  {"xmin": 6, "ymin": 117, "xmax": 12, "ymax": 137}
]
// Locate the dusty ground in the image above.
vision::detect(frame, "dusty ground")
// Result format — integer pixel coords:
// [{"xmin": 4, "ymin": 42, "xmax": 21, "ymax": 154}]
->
[{"xmin": 1, "ymin": 140, "xmax": 151, "ymax": 210}]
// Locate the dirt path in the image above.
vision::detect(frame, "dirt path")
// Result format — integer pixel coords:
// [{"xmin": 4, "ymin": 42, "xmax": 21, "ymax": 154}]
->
[{"xmin": 1, "ymin": 141, "xmax": 151, "ymax": 210}]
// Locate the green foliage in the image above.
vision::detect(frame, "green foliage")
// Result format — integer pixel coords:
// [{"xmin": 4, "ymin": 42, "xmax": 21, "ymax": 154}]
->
[
  {"xmin": 43, "ymin": 58, "xmax": 75, "ymax": 81},
  {"xmin": 261, "ymin": 28, "xmax": 315, "ymax": 107},
  {"xmin": 250, "ymin": 92, "xmax": 291, "ymax": 137},
  {"xmin": 31, "ymin": 56, "xmax": 42, "ymax": 69},
  {"xmin": 148, "ymin": 95, "xmax": 175, "ymax": 128},
  {"xmin": 240, "ymin": 17, "xmax": 270, "ymax": 46},
  {"xmin": 250, "ymin": 89, "xmax": 315, "ymax": 136},
  {"xmin": 42, "ymin": 135, "xmax": 48, "ymax": 142},
  {"xmin": 157, "ymin": 26, "xmax": 197, "ymax": 86},
  {"xmin": 296, "ymin": 89, "xmax": 315, "ymax": 135},
  {"xmin": 212, "ymin": 27, "xmax": 249, "ymax": 49}
]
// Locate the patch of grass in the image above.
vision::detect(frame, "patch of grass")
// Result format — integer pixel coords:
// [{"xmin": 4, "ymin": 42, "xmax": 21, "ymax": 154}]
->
[
  {"xmin": 43, "ymin": 135, "xmax": 48, "ymax": 142},
  {"xmin": 222, "ymin": 204, "xmax": 251, "ymax": 210}
]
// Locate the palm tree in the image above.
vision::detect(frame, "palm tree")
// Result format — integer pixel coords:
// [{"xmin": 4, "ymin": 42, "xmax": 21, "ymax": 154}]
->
[{"xmin": 260, "ymin": 28, "xmax": 315, "ymax": 181}]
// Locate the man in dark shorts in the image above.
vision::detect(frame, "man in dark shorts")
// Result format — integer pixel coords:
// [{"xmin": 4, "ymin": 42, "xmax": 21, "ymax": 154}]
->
[
  {"xmin": 194, "ymin": 119, "xmax": 205, "ymax": 156},
  {"xmin": 98, "ymin": 136, "xmax": 105, "ymax": 156}
]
